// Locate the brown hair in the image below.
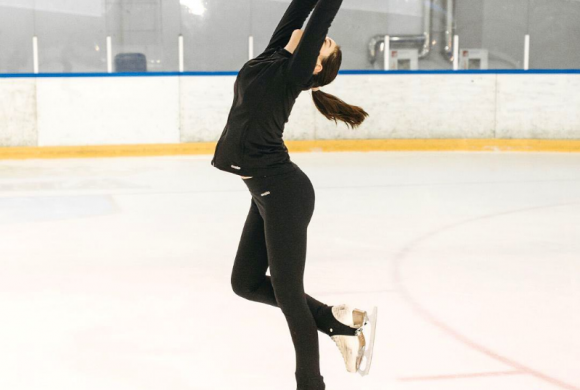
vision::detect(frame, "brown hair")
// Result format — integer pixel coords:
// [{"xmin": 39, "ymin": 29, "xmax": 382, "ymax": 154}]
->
[{"xmin": 311, "ymin": 45, "xmax": 369, "ymax": 130}]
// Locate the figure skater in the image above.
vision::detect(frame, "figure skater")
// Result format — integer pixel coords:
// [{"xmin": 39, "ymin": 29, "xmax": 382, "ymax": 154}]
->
[{"xmin": 211, "ymin": 1, "xmax": 377, "ymax": 388}]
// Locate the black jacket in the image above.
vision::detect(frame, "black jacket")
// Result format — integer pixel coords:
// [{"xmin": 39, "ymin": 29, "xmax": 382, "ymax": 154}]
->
[{"xmin": 211, "ymin": 0, "xmax": 343, "ymax": 177}]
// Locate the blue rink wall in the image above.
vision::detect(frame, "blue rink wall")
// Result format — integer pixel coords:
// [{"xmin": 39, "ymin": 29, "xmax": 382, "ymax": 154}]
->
[{"xmin": 0, "ymin": 70, "xmax": 579, "ymax": 148}]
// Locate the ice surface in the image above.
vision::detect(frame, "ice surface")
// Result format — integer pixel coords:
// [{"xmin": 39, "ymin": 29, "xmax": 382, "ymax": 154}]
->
[{"xmin": 0, "ymin": 151, "xmax": 579, "ymax": 390}]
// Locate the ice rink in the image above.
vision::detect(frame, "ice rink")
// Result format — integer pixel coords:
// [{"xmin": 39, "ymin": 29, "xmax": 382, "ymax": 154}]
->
[{"xmin": 0, "ymin": 151, "xmax": 579, "ymax": 390}]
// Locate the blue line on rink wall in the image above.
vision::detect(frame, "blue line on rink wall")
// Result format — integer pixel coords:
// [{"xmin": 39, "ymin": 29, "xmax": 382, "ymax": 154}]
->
[{"xmin": 1, "ymin": 69, "xmax": 580, "ymax": 78}]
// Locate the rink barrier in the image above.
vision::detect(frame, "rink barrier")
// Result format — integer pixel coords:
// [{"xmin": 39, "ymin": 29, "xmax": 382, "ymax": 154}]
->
[
  {"xmin": 1, "ymin": 139, "xmax": 580, "ymax": 160},
  {"xmin": 2, "ymin": 71, "xmax": 580, "ymax": 148}
]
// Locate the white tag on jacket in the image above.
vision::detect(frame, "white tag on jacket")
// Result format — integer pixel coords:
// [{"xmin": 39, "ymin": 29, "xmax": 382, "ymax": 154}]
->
[{"xmin": 261, "ymin": 191, "xmax": 270, "ymax": 197}]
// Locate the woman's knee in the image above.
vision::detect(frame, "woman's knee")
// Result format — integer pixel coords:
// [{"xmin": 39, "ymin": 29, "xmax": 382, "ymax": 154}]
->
[
  {"xmin": 231, "ymin": 274, "xmax": 249, "ymax": 297},
  {"xmin": 231, "ymin": 273, "xmax": 262, "ymax": 298}
]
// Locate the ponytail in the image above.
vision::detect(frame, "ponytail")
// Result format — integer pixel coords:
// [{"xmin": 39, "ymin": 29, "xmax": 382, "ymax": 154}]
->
[
  {"xmin": 310, "ymin": 46, "xmax": 369, "ymax": 130},
  {"xmin": 312, "ymin": 89, "xmax": 369, "ymax": 130}
]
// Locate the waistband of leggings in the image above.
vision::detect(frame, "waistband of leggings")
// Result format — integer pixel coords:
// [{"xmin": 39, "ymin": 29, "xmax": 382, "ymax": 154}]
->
[{"xmin": 241, "ymin": 165, "xmax": 301, "ymax": 190}]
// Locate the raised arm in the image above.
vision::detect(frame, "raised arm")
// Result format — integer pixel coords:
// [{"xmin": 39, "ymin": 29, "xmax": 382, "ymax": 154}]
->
[
  {"xmin": 264, "ymin": 0, "xmax": 319, "ymax": 53},
  {"xmin": 285, "ymin": 0, "xmax": 343, "ymax": 87}
]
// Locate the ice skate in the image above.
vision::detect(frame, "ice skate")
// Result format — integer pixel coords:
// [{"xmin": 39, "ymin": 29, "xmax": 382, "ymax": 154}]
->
[{"xmin": 329, "ymin": 304, "xmax": 378, "ymax": 376}]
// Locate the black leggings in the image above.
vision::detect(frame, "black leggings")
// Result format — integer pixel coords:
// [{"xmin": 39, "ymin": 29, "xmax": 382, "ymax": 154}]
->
[{"xmin": 231, "ymin": 165, "xmax": 356, "ymax": 390}]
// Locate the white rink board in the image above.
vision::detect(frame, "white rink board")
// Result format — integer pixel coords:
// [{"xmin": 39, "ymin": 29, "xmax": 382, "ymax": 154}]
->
[
  {"xmin": 36, "ymin": 77, "xmax": 180, "ymax": 146},
  {"xmin": 315, "ymin": 73, "xmax": 497, "ymax": 139},
  {"xmin": 1, "ymin": 73, "xmax": 580, "ymax": 147},
  {"xmin": 496, "ymin": 74, "xmax": 580, "ymax": 139},
  {"xmin": 0, "ymin": 78, "xmax": 37, "ymax": 147},
  {"xmin": 179, "ymin": 76, "xmax": 236, "ymax": 143}
]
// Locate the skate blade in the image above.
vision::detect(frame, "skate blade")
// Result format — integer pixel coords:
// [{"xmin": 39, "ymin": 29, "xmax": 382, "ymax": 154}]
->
[{"xmin": 357, "ymin": 306, "xmax": 378, "ymax": 377}]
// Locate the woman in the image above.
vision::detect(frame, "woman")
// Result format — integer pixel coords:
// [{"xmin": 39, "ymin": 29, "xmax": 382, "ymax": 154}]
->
[{"xmin": 211, "ymin": 0, "xmax": 376, "ymax": 388}]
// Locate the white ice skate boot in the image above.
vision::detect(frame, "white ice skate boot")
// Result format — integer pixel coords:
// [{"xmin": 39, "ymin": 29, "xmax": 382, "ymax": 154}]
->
[{"xmin": 330, "ymin": 304, "xmax": 378, "ymax": 376}]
